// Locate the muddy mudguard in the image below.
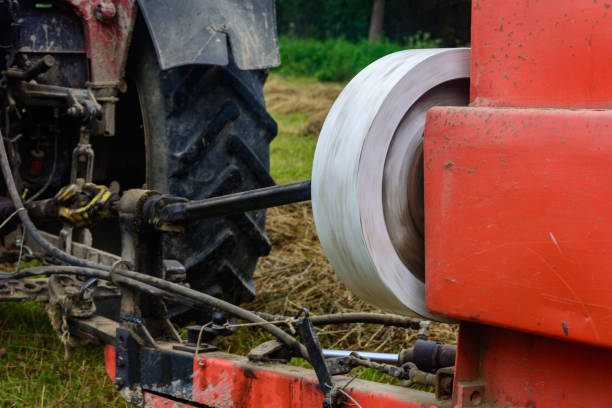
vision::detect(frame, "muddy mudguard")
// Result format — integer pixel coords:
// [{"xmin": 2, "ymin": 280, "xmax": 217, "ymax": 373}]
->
[{"xmin": 137, "ymin": 0, "xmax": 280, "ymax": 71}]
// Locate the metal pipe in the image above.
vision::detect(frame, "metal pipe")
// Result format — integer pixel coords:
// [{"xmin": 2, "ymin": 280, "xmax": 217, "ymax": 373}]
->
[
  {"xmin": 160, "ymin": 180, "xmax": 311, "ymax": 224},
  {"xmin": 322, "ymin": 349, "xmax": 399, "ymax": 364}
]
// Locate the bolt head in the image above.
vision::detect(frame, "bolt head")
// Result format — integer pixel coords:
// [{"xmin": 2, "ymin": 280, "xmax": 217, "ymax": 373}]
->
[
  {"xmin": 94, "ymin": 2, "xmax": 117, "ymax": 23},
  {"xmin": 112, "ymin": 377, "xmax": 125, "ymax": 389}
]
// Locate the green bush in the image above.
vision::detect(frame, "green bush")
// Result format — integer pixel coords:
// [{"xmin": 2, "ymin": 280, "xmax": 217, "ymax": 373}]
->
[
  {"xmin": 275, "ymin": 33, "xmax": 443, "ymax": 82},
  {"xmin": 275, "ymin": 0, "xmax": 471, "ymax": 47}
]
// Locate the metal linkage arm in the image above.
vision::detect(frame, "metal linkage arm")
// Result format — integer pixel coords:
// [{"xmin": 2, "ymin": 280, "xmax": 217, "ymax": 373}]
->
[{"xmin": 158, "ymin": 180, "xmax": 311, "ymax": 225}]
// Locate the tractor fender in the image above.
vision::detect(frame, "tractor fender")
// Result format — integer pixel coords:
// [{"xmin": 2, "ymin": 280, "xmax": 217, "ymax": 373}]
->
[{"xmin": 136, "ymin": 0, "xmax": 280, "ymax": 71}]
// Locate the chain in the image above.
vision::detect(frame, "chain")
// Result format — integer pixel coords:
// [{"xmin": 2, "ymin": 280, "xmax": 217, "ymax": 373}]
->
[{"xmin": 59, "ymin": 298, "xmax": 73, "ymax": 361}]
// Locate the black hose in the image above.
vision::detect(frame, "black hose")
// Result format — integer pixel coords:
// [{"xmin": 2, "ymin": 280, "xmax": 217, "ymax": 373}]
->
[
  {"xmin": 1, "ymin": 265, "xmax": 309, "ymax": 359},
  {"xmin": 0, "ymin": 129, "xmax": 110, "ymax": 271},
  {"xmin": 26, "ymin": 132, "xmax": 58, "ymax": 202},
  {"xmin": 255, "ymin": 311, "xmax": 424, "ymax": 329}
]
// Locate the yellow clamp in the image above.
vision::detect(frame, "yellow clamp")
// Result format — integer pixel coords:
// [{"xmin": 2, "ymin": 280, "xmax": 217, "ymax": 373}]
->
[
  {"xmin": 56, "ymin": 183, "xmax": 115, "ymax": 228},
  {"xmin": 54, "ymin": 184, "xmax": 80, "ymax": 205}
]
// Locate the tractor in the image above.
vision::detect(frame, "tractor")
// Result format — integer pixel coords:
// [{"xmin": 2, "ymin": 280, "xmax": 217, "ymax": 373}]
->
[{"xmin": 2, "ymin": 1, "xmax": 612, "ymax": 407}]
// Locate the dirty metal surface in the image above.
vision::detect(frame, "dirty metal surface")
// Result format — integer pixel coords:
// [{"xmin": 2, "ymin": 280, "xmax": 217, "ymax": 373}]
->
[
  {"xmin": 137, "ymin": 0, "xmax": 280, "ymax": 70},
  {"xmin": 454, "ymin": 322, "xmax": 612, "ymax": 408},
  {"xmin": 312, "ymin": 48, "xmax": 469, "ymax": 320},
  {"xmin": 191, "ymin": 354, "xmax": 448, "ymax": 408},
  {"xmin": 64, "ymin": 0, "xmax": 137, "ymax": 84},
  {"xmin": 27, "ymin": 230, "xmax": 121, "ymax": 266},
  {"xmin": 16, "ymin": 1, "xmax": 88, "ymax": 88},
  {"xmin": 0, "ymin": 277, "xmax": 49, "ymax": 302},
  {"xmin": 104, "ymin": 346, "xmax": 449, "ymax": 408},
  {"xmin": 0, "ymin": 274, "xmax": 118, "ymax": 303},
  {"xmin": 425, "ymin": 106, "xmax": 612, "ymax": 348},
  {"xmin": 471, "ymin": 0, "xmax": 612, "ymax": 109}
]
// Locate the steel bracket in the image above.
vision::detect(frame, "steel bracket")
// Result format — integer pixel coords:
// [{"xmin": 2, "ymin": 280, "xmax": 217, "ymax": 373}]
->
[
  {"xmin": 295, "ymin": 308, "xmax": 337, "ymax": 408},
  {"xmin": 247, "ymin": 340, "xmax": 295, "ymax": 364}
]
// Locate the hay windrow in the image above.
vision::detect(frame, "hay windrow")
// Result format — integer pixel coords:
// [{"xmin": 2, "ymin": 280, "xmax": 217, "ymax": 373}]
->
[{"xmin": 235, "ymin": 202, "xmax": 458, "ymax": 353}]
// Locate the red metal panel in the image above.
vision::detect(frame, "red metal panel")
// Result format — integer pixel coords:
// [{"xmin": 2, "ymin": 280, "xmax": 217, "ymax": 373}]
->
[
  {"xmin": 104, "ymin": 344, "xmax": 116, "ymax": 381},
  {"xmin": 424, "ymin": 106, "xmax": 612, "ymax": 348},
  {"xmin": 192, "ymin": 354, "xmax": 444, "ymax": 408},
  {"xmin": 454, "ymin": 322, "xmax": 612, "ymax": 408},
  {"xmin": 64, "ymin": 0, "xmax": 137, "ymax": 83},
  {"xmin": 471, "ymin": 0, "xmax": 612, "ymax": 109}
]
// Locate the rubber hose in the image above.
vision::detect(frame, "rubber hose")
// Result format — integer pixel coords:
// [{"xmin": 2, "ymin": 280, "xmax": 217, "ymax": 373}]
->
[{"xmin": 256, "ymin": 311, "xmax": 424, "ymax": 329}]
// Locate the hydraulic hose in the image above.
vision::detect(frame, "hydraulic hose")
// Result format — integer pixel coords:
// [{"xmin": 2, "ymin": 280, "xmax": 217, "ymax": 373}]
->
[
  {"xmin": 0, "ymin": 129, "xmax": 110, "ymax": 271},
  {"xmin": 256, "ymin": 311, "xmax": 424, "ymax": 329}
]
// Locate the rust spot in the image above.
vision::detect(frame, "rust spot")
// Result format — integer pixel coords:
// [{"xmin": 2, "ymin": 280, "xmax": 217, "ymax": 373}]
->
[
  {"xmin": 243, "ymin": 367, "xmax": 257, "ymax": 379},
  {"xmin": 444, "ymin": 162, "xmax": 454, "ymax": 169},
  {"xmin": 561, "ymin": 321, "xmax": 569, "ymax": 336}
]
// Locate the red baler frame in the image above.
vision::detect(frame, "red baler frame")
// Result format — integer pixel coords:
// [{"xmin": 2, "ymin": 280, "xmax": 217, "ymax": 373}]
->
[{"xmin": 90, "ymin": 0, "xmax": 612, "ymax": 407}]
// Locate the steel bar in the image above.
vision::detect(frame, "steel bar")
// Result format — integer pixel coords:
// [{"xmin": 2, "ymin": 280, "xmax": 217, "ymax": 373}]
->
[
  {"xmin": 160, "ymin": 180, "xmax": 311, "ymax": 224},
  {"xmin": 323, "ymin": 349, "xmax": 399, "ymax": 364}
]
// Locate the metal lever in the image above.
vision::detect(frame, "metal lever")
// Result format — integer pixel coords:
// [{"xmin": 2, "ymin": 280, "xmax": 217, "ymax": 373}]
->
[
  {"xmin": 157, "ymin": 180, "xmax": 311, "ymax": 225},
  {"xmin": 295, "ymin": 308, "xmax": 336, "ymax": 408},
  {"xmin": 23, "ymin": 55, "xmax": 55, "ymax": 81}
]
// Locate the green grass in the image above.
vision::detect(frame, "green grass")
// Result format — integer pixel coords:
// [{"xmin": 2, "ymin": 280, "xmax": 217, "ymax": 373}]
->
[
  {"xmin": 0, "ymin": 302, "xmax": 127, "ymax": 407},
  {"xmin": 275, "ymin": 33, "xmax": 443, "ymax": 82},
  {"xmin": 270, "ymin": 113, "xmax": 317, "ymax": 183}
]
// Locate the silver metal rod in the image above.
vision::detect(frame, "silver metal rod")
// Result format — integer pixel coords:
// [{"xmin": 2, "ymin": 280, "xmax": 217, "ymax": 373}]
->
[{"xmin": 322, "ymin": 349, "xmax": 399, "ymax": 364}]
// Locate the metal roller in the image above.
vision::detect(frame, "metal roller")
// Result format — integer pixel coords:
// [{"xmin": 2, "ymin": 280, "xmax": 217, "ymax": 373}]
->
[{"xmin": 312, "ymin": 49, "xmax": 470, "ymax": 320}]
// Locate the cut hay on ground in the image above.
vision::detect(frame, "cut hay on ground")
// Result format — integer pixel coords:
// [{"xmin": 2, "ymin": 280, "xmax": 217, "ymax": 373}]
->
[
  {"xmin": 243, "ymin": 203, "xmax": 457, "ymax": 353},
  {"xmin": 264, "ymin": 78, "xmax": 343, "ymax": 137}
]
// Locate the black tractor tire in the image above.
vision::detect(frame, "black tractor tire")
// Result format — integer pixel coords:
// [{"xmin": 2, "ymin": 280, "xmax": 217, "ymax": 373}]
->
[{"xmin": 130, "ymin": 26, "xmax": 277, "ymax": 312}]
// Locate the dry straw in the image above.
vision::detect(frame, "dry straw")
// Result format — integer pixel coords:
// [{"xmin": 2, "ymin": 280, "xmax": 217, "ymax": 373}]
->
[{"xmin": 241, "ymin": 203, "xmax": 457, "ymax": 353}]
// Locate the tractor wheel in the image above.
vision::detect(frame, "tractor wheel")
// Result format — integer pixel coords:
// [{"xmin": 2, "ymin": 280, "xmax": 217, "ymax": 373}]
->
[{"xmin": 130, "ymin": 25, "xmax": 277, "ymax": 312}]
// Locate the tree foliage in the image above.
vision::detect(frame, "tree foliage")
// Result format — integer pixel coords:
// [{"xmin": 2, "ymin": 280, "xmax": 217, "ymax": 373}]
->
[
  {"xmin": 275, "ymin": 33, "xmax": 443, "ymax": 81},
  {"xmin": 276, "ymin": 0, "xmax": 471, "ymax": 46}
]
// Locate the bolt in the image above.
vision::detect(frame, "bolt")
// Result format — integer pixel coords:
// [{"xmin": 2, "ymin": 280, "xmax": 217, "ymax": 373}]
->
[
  {"xmin": 94, "ymin": 1, "xmax": 117, "ymax": 23},
  {"xmin": 112, "ymin": 377, "xmax": 124, "ymax": 389},
  {"xmin": 117, "ymin": 356, "xmax": 125, "ymax": 367}
]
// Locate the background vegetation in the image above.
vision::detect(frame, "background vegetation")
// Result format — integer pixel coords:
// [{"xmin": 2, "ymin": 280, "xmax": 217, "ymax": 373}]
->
[
  {"xmin": 275, "ymin": 33, "xmax": 442, "ymax": 81},
  {"xmin": 275, "ymin": 0, "xmax": 470, "ymax": 46},
  {"xmin": 274, "ymin": 0, "xmax": 470, "ymax": 81}
]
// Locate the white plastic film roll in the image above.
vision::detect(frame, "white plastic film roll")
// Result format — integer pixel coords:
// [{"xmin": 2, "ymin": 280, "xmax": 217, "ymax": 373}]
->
[{"xmin": 312, "ymin": 49, "xmax": 470, "ymax": 320}]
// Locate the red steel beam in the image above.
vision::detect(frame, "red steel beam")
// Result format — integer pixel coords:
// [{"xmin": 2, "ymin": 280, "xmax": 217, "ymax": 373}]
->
[{"xmin": 105, "ymin": 345, "xmax": 448, "ymax": 408}]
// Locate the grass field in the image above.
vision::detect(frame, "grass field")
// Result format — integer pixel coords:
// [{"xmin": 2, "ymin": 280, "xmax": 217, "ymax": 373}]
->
[{"xmin": 0, "ymin": 74, "xmax": 456, "ymax": 406}]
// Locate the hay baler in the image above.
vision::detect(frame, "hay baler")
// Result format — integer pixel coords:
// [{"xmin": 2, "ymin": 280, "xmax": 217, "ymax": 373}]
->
[{"xmin": 3, "ymin": 0, "xmax": 612, "ymax": 407}]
